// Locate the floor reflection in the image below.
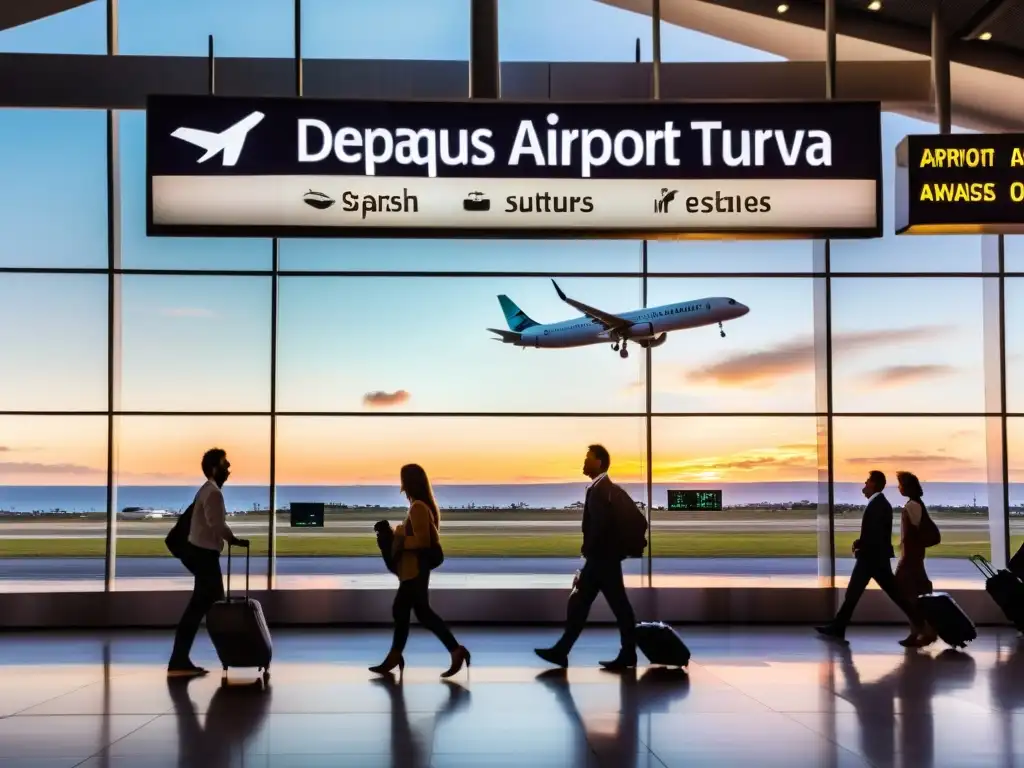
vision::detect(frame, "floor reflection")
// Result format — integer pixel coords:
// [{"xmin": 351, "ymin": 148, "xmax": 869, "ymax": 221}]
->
[{"xmin": 2, "ymin": 628, "xmax": 1024, "ymax": 766}]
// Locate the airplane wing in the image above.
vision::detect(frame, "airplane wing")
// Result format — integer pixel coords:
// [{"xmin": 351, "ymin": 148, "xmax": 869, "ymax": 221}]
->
[
  {"xmin": 550, "ymin": 280, "xmax": 632, "ymax": 332},
  {"xmin": 487, "ymin": 328, "xmax": 522, "ymax": 344},
  {"xmin": 170, "ymin": 127, "xmax": 219, "ymax": 152}
]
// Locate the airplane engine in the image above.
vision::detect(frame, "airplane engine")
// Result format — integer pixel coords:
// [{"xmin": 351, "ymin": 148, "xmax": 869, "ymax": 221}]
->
[
  {"xmin": 639, "ymin": 333, "xmax": 668, "ymax": 349},
  {"xmin": 625, "ymin": 322, "xmax": 655, "ymax": 339}
]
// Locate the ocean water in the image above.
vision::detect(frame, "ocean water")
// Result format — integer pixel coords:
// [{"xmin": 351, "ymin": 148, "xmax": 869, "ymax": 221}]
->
[{"xmin": 0, "ymin": 482, "xmax": 1014, "ymax": 513}]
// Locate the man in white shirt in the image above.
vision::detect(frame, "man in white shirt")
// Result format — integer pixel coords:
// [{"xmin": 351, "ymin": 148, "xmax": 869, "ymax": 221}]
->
[{"xmin": 168, "ymin": 448, "xmax": 248, "ymax": 677}]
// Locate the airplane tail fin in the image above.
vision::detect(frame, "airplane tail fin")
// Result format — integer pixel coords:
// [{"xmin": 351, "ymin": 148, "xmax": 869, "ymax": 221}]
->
[
  {"xmin": 488, "ymin": 328, "xmax": 523, "ymax": 344},
  {"xmin": 497, "ymin": 295, "xmax": 539, "ymax": 332}
]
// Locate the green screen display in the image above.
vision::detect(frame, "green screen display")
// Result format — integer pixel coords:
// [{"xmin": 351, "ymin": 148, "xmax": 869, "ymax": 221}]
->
[
  {"xmin": 290, "ymin": 502, "xmax": 325, "ymax": 528},
  {"xmin": 667, "ymin": 490, "xmax": 723, "ymax": 511}
]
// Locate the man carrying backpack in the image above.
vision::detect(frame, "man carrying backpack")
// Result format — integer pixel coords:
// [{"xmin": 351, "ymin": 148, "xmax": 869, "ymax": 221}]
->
[{"xmin": 535, "ymin": 444, "xmax": 647, "ymax": 670}]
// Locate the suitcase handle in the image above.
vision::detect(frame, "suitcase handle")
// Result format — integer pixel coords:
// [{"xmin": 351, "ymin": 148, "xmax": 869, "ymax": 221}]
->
[
  {"xmin": 969, "ymin": 554, "xmax": 996, "ymax": 579},
  {"xmin": 225, "ymin": 541, "xmax": 250, "ymax": 601}
]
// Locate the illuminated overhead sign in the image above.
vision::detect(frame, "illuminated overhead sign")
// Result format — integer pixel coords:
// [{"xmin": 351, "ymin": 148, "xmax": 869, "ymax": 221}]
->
[
  {"xmin": 667, "ymin": 490, "xmax": 723, "ymax": 512},
  {"xmin": 147, "ymin": 94, "xmax": 882, "ymax": 239},
  {"xmin": 896, "ymin": 133, "xmax": 1024, "ymax": 235}
]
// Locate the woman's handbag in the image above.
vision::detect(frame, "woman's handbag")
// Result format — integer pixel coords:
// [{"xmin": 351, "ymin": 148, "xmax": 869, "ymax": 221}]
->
[{"xmin": 407, "ymin": 514, "xmax": 445, "ymax": 572}]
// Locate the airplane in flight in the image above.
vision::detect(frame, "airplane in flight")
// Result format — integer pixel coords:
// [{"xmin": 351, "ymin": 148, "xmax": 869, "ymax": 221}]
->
[
  {"xmin": 488, "ymin": 280, "xmax": 749, "ymax": 358},
  {"xmin": 170, "ymin": 111, "xmax": 265, "ymax": 166}
]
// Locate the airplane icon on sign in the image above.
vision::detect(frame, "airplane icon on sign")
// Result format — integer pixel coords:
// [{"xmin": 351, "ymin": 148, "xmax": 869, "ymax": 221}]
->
[{"xmin": 170, "ymin": 111, "xmax": 265, "ymax": 166}]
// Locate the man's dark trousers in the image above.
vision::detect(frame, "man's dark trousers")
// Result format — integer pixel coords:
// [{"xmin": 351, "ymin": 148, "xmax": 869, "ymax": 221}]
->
[
  {"xmin": 834, "ymin": 555, "xmax": 922, "ymax": 629},
  {"xmin": 170, "ymin": 544, "xmax": 225, "ymax": 664},
  {"xmin": 555, "ymin": 558, "xmax": 636, "ymax": 653}
]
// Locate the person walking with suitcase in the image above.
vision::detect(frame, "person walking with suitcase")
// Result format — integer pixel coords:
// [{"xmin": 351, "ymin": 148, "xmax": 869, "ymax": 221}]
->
[
  {"xmin": 369, "ymin": 463, "xmax": 470, "ymax": 679},
  {"xmin": 168, "ymin": 448, "xmax": 249, "ymax": 677},
  {"xmin": 894, "ymin": 471, "xmax": 939, "ymax": 647},
  {"xmin": 535, "ymin": 444, "xmax": 638, "ymax": 670},
  {"xmin": 816, "ymin": 470, "xmax": 928, "ymax": 647}
]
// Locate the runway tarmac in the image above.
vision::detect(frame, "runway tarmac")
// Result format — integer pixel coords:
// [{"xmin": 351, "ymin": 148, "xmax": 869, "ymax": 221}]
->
[{"xmin": 0, "ymin": 517, "xmax": 1013, "ymax": 538}]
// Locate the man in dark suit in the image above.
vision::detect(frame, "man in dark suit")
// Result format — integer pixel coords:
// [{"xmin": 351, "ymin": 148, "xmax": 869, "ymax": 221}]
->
[
  {"xmin": 816, "ymin": 470, "xmax": 924, "ymax": 645},
  {"xmin": 535, "ymin": 444, "xmax": 638, "ymax": 670}
]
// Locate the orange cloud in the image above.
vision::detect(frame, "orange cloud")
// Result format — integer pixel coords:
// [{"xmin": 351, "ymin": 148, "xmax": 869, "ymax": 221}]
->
[
  {"xmin": 363, "ymin": 390, "xmax": 411, "ymax": 408},
  {"xmin": 861, "ymin": 364, "xmax": 956, "ymax": 388},
  {"xmin": 0, "ymin": 461, "xmax": 101, "ymax": 477},
  {"xmin": 646, "ymin": 444, "xmax": 818, "ymax": 483},
  {"xmin": 687, "ymin": 326, "xmax": 949, "ymax": 386}
]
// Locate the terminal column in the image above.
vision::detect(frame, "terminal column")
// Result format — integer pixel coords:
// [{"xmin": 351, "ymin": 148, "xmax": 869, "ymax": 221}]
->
[{"xmin": 470, "ymin": 0, "xmax": 499, "ymax": 99}]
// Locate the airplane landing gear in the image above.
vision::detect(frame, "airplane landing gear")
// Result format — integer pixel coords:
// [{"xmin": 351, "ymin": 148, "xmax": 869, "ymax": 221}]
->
[
  {"xmin": 618, "ymin": 340, "xmax": 629, "ymax": 359},
  {"xmin": 612, "ymin": 342, "xmax": 620, "ymax": 351},
  {"xmin": 719, "ymin": 321, "xmax": 726, "ymax": 338}
]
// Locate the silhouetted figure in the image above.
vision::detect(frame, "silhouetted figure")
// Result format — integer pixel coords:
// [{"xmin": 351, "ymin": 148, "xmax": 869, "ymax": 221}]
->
[
  {"xmin": 536, "ymin": 444, "xmax": 638, "ymax": 670},
  {"xmin": 369, "ymin": 464, "xmax": 470, "ymax": 679},
  {"xmin": 168, "ymin": 448, "xmax": 249, "ymax": 677},
  {"xmin": 895, "ymin": 471, "xmax": 938, "ymax": 647},
  {"xmin": 816, "ymin": 470, "xmax": 926, "ymax": 646}
]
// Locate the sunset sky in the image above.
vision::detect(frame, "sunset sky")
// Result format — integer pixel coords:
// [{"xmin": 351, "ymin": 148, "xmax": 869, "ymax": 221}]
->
[{"xmin": 1, "ymin": 0, "xmax": 1023, "ymax": 493}]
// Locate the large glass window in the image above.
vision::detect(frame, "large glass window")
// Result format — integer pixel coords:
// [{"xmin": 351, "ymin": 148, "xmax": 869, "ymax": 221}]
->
[
  {"xmin": 119, "ymin": 0, "xmax": 293, "ymax": 57},
  {"xmin": 0, "ymin": 110, "xmax": 107, "ymax": 269},
  {"xmin": 647, "ymin": 278, "xmax": 815, "ymax": 413},
  {"xmin": 830, "ymin": 278, "xmax": 986, "ymax": 414},
  {"xmin": 831, "ymin": 113, "xmax": 983, "ymax": 274},
  {"xmin": 651, "ymin": 416, "xmax": 819, "ymax": 586},
  {"xmin": 279, "ymin": 239, "xmax": 644, "ymax": 274},
  {"xmin": 276, "ymin": 276, "xmax": 644, "ymax": 414},
  {"xmin": 0, "ymin": 275, "xmax": 108, "ymax": 412},
  {"xmin": 0, "ymin": 3, "xmax": 106, "ymax": 54},
  {"xmin": 1010, "ymin": 418, "xmax": 1024, "ymax": 559},
  {"xmin": 832, "ymin": 417, "xmax": 990, "ymax": 590},
  {"xmin": 120, "ymin": 276, "xmax": 272, "ymax": 413},
  {"xmin": 648, "ymin": 240, "xmax": 812, "ymax": 274},
  {"xmin": 0, "ymin": 416, "xmax": 109, "ymax": 593},
  {"xmin": 1007, "ymin": 279, "xmax": 1024, "ymax": 415},
  {"xmin": 120, "ymin": 112, "xmax": 273, "ymax": 272},
  {"xmin": 273, "ymin": 416, "xmax": 646, "ymax": 588},
  {"xmin": 1007, "ymin": 236, "xmax": 1024, "ymax": 274},
  {"xmin": 113, "ymin": 416, "xmax": 270, "ymax": 591},
  {"xmin": 303, "ymin": 0, "xmax": 469, "ymax": 60}
]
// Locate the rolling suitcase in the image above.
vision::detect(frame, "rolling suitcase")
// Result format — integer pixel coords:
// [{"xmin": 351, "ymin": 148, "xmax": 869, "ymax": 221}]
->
[
  {"xmin": 917, "ymin": 592, "xmax": 977, "ymax": 649},
  {"xmin": 206, "ymin": 543, "xmax": 273, "ymax": 682},
  {"xmin": 970, "ymin": 554, "xmax": 1024, "ymax": 632},
  {"xmin": 635, "ymin": 621, "xmax": 691, "ymax": 668}
]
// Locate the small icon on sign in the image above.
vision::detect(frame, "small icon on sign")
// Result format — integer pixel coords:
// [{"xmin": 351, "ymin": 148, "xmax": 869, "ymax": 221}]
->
[
  {"xmin": 463, "ymin": 192, "xmax": 490, "ymax": 212},
  {"xmin": 303, "ymin": 189, "xmax": 335, "ymax": 210},
  {"xmin": 654, "ymin": 188, "xmax": 678, "ymax": 214}
]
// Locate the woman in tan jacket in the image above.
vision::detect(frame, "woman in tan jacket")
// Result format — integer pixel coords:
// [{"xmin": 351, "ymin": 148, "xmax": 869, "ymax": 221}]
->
[
  {"xmin": 369, "ymin": 463, "xmax": 470, "ymax": 678},
  {"xmin": 895, "ymin": 471, "xmax": 938, "ymax": 648}
]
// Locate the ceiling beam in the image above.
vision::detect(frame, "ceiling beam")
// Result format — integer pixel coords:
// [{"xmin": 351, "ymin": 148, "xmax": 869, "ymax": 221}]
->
[
  {"xmin": 0, "ymin": 0, "xmax": 94, "ymax": 32},
  {"xmin": 954, "ymin": 0, "xmax": 1020, "ymax": 40}
]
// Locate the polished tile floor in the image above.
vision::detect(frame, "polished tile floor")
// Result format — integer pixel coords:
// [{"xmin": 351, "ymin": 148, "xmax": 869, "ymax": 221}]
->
[{"xmin": 1, "ymin": 625, "xmax": 1023, "ymax": 767}]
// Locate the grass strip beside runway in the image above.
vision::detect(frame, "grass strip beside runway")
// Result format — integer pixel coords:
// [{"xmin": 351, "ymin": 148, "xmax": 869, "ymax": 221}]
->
[{"xmin": 0, "ymin": 532, "xmax": 1001, "ymax": 558}]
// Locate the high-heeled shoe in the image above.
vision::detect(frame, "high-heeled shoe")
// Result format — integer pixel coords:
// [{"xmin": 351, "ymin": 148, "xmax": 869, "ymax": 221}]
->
[
  {"xmin": 441, "ymin": 645, "xmax": 471, "ymax": 679},
  {"xmin": 369, "ymin": 653, "xmax": 405, "ymax": 676}
]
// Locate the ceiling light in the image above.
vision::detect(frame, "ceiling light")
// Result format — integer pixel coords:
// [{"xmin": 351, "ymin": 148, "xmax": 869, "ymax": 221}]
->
[
  {"xmin": 979, "ymin": 31, "xmax": 993, "ymax": 41},
  {"xmin": 777, "ymin": 3, "xmax": 789, "ymax": 13},
  {"xmin": 867, "ymin": 0, "xmax": 882, "ymax": 10}
]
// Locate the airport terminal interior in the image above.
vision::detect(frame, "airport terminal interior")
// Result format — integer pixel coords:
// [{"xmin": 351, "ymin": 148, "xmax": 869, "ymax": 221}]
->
[{"xmin": 5, "ymin": 0, "xmax": 1024, "ymax": 764}]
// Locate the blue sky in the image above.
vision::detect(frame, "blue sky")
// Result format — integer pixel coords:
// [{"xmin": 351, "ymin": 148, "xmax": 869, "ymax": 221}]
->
[{"xmin": 0, "ymin": 0, "xmax": 1022, "ymax": 488}]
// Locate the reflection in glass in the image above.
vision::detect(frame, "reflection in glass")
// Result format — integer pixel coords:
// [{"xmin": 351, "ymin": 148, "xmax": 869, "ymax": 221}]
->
[
  {"xmin": 273, "ymin": 416, "xmax": 646, "ymax": 588},
  {"xmin": 120, "ymin": 275, "xmax": 272, "ymax": 412},
  {"xmin": 0, "ymin": 109, "xmax": 107, "ymax": 268},
  {"xmin": 0, "ymin": 275, "xmax": 108, "ymax": 411},
  {"xmin": 647, "ymin": 278, "xmax": 815, "ymax": 413},
  {"xmin": 113, "ymin": 416, "xmax": 270, "ymax": 591},
  {"xmin": 651, "ymin": 416, "xmax": 818, "ymax": 586},
  {"xmin": 277, "ymin": 277, "xmax": 644, "ymax": 413},
  {"xmin": 832, "ymin": 417, "xmax": 990, "ymax": 589},
  {"xmin": 120, "ymin": 112, "xmax": 273, "ymax": 271},
  {"xmin": 831, "ymin": 278, "xmax": 986, "ymax": 413},
  {"xmin": 0, "ymin": 416, "xmax": 109, "ymax": 593}
]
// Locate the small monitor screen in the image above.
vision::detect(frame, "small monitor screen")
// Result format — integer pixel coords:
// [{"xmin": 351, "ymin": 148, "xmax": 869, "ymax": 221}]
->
[
  {"xmin": 290, "ymin": 502, "xmax": 325, "ymax": 528},
  {"xmin": 667, "ymin": 490, "xmax": 723, "ymax": 511}
]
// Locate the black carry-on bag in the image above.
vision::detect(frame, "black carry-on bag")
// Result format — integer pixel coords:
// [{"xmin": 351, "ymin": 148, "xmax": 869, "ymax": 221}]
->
[
  {"xmin": 206, "ymin": 543, "xmax": 273, "ymax": 683},
  {"xmin": 635, "ymin": 622, "xmax": 691, "ymax": 669},
  {"xmin": 971, "ymin": 554, "xmax": 1024, "ymax": 632},
  {"xmin": 917, "ymin": 592, "xmax": 977, "ymax": 649}
]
